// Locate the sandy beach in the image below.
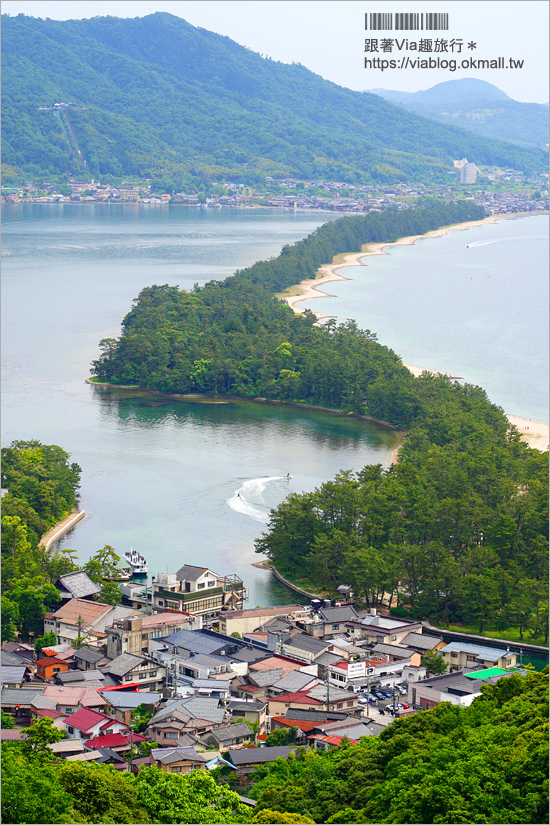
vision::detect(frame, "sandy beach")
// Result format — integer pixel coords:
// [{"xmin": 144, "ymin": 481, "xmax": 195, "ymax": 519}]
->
[{"xmin": 281, "ymin": 213, "xmax": 549, "ymax": 453}]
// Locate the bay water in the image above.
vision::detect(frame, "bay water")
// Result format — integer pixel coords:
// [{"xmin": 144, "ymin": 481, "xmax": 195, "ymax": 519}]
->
[{"xmin": 1, "ymin": 204, "xmax": 398, "ymax": 606}]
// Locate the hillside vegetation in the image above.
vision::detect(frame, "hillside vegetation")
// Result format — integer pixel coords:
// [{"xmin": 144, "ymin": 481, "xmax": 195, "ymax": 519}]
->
[{"xmin": 2, "ymin": 13, "xmax": 547, "ymax": 184}]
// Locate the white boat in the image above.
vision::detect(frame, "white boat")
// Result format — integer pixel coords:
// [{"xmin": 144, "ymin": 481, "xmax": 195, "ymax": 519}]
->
[{"xmin": 123, "ymin": 548, "xmax": 148, "ymax": 575}]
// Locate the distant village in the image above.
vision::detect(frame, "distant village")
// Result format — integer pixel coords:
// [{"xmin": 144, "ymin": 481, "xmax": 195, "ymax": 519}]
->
[
  {"xmin": 2, "ymin": 560, "xmax": 527, "ymax": 783},
  {"xmin": 2, "ymin": 163, "xmax": 548, "ymax": 216}
]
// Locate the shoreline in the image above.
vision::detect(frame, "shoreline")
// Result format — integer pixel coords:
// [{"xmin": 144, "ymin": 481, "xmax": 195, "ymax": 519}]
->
[
  {"xmin": 39, "ymin": 509, "xmax": 86, "ymax": 551},
  {"xmin": 281, "ymin": 213, "xmax": 549, "ymax": 453}
]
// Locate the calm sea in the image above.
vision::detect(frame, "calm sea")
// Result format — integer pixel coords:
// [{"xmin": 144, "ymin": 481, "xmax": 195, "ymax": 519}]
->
[
  {"xmin": 1, "ymin": 204, "xmax": 398, "ymax": 606},
  {"xmin": 300, "ymin": 215, "xmax": 549, "ymax": 422}
]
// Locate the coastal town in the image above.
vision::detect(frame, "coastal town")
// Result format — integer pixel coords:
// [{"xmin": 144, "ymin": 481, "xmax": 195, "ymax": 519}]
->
[
  {"xmin": 2, "ymin": 164, "xmax": 548, "ymax": 216},
  {"xmin": 2, "ymin": 551, "xmax": 535, "ymax": 792}
]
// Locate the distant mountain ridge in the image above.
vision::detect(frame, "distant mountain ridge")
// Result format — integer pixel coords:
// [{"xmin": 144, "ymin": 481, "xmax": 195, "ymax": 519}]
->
[
  {"xmin": 2, "ymin": 15, "xmax": 547, "ymax": 183},
  {"xmin": 366, "ymin": 79, "xmax": 549, "ymax": 150}
]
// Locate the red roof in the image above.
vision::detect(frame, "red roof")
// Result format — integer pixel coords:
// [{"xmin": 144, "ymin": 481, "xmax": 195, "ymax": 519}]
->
[
  {"xmin": 271, "ymin": 716, "xmax": 319, "ymax": 733},
  {"xmin": 270, "ymin": 691, "xmax": 323, "ymax": 705},
  {"xmin": 36, "ymin": 657, "xmax": 67, "ymax": 667},
  {"xmin": 334, "ymin": 661, "xmax": 348, "ymax": 670},
  {"xmin": 313, "ymin": 735, "xmax": 359, "ymax": 746},
  {"xmin": 34, "ymin": 708, "xmax": 68, "ymax": 720},
  {"xmin": 63, "ymin": 707, "xmax": 116, "ymax": 732},
  {"xmin": 85, "ymin": 732, "xmax": 147, "ymax": 750}
]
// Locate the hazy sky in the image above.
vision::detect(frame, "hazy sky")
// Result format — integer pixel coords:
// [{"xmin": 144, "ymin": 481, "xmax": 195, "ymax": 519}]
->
[{"xmin": 3, "ymin": 0, "xmax": 549, "ymax": 103}]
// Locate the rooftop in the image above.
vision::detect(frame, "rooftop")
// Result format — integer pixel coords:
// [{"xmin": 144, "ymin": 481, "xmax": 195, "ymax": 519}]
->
[
  {"xmin": 48, "ymin": 598, "xmax": 113, "ymax": 625},
  {"xmin": 103, "ymin": 652, "xmax": 145, "ymax": 677},
  {"xmin": 440, "ymin": 642, "xmax": 515, "ymax": 661},
  {"xmin": 55, "ymin": 570, "xmax": 101, "ymax": 600},
  {"xmin": 210, "ymin": 722, "xmax": 253, "ymax": 742},
  {"xmin": 229, "ymin": 746, "xmax": 291, "ymax": 766},
  {"xmin": 175, "ymin": 564, "xmax": 213, "ymax": 582}
]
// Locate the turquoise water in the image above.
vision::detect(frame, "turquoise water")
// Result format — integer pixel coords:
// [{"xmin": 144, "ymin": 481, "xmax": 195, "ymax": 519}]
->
[
  {"xmin": 301, "ymin": 215, "xmax": 549, "ymax": 422},
  {"xmin": 1, "ymin": 204, "xmax": 397, "ymax": 606}
]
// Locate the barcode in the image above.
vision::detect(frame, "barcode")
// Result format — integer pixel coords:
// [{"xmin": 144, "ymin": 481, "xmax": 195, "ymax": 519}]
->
[{"xmin": 366, "ymin": 13, "xmax": 449, "ymax": 31}]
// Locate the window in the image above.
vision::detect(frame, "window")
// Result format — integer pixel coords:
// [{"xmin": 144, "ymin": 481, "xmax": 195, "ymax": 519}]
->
[
  {"xmin": 142, "ymin": 633, "xmax": 149, "ymax": 640},
  {"xmin": 451, "ymin": 653, "xmax": 458, "ymax": 659},
  {"xmin": 65, "ymin": 708, "xmax": 72, "ymax": 714},
  {"xmin": 197, "ymin": 583, "xmax": 205, "ymax": 589},
  {"xmin": 150, "ymin": 670, "xmax": 157, "ymax": 677},
  {"xmin": 347, "ymin": 701, "xmax": 354, "ymax": 707},
  {"xmin": 207, "ymin": 581, "xmax": 215, "ymax": 588},
  {"xmin": 67, "ymin": 726, "xmax": 74, "ymax": 734},
  {"xmin": 391, "ymin": 635, "xmax": 397, "ymax": 641},
  {"xmin": 158, "ymin": 600, "xmax": 164, "ymax": 607},
  {"xmin": 466, "ymin": 655, "xmax": 477, "ymax": 662},
  {"xmin": 332, "ymin": 624, "xmax": 339, "ymax": 630},
  {"xmin": 171, "ymin": 766, "xmax": 182, "ymax": 773},
  {"xmin": 166, "ymin": 732, "xmax": 178, "ymax": 739},
  {"xmin": 139, "ymin": 673, "xmax": 147, "ymax": 680}
]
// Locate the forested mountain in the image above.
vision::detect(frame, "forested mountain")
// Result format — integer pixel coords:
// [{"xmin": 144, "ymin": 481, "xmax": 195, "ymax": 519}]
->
[
  {"xmin": 2, "ymin": 13, "xmax": 547, "ymax": 184},
  {"xmin": 367, "ymin": 79, "xmax": 550, "ymax": 150}
]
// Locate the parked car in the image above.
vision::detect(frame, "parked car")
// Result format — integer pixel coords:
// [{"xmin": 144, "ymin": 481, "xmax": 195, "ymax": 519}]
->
[
  {"xmin": 401, "ymin": 702, "xmax": 410, "ymax": 709},
  {"xmin": 380, "ymin": 689, "xmax": 393, "ymax": 698},
  {"xmin": 397, "ymin": 685, "xmax": 407, "ymax": 695}
]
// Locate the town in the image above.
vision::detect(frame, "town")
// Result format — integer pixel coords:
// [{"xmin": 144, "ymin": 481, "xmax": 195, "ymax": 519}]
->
[
  {"xmin": 2, "ymin": 164, "xmax": 548, "ymax": 216},
  {"xmin": 1, "ymin": 560, "xmax": 528, "ymax": 796}
]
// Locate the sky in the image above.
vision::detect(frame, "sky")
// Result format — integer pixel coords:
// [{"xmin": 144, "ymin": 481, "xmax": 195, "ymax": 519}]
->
[{"xmin": 3, "ymin": 0, "xmax": 549, "ymax": 103}]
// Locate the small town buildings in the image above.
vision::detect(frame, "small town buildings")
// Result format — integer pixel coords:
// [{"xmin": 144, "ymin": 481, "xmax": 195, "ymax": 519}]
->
[
  {"xmin": 99, "ymin": 690, "xmax": 162, "ymax": 726},
  {"xmin": 62, "ymin": 707, "xmax": 129, "ymax": 741},
  {"xmin": 218, "ymin": 605, "xmax": 306, "ymax": 637},
  {"xmin": 36, "ymin": 656, "xmax": 70, "ymax": 680},
  {"xmin": 202, "ymin": 722, "xmax": 254, "ymax": 751},
  {"xmin": 400, "ymin": 632, "xmax": 445, "ymax": 655},
  {"xmin": 226, "ymin": 700, "xmax": 267, "ymax": 732},
  {"xmin": 106, "ymin": 612, "xmax": 201, "ymax": 659},
  {"xmin": 72, "ymin": 648, "xmax": 107, "ymax": 670},
  {"xmin": 440, "ymin": 642, "xmax": 517, "ymax": 671},
  {"xmin": 41, "ymin": 685, "xmax": 107, "ymax": 715},
  {"xmin": 1, "ymin": 665, "xmax": 29, "ymax": 688},
  {"xmin": 151, "ymin": 565, "xmax": 246, "ymax": 620},
  {"xmin": 227, "ymin": 745, "xmax": 291, "ymax": 774},
  {"xmin": 44, "ymin": 599, "xmax": 136, "ymax": 647},
  {"xmin": 1, "ymin": 687, "xmax": 45, "ymax": 720},
  {"xmin": 149, "ymin": 747, "xmax": 209, "ymax": 773},
  {"xmin": 54, "ymin": 570, "xmax": 101, "ymax": 603},
  {"xmin": 148, "ymin": 695, "xmax": 226, "ymax": 743},
  {"xmin": 345, "ymin": 611, "xmax": 423, "ymax": 645},
  {"xmin": 101, "ymin": 652, "xmax": 165, "ymax": 691}
]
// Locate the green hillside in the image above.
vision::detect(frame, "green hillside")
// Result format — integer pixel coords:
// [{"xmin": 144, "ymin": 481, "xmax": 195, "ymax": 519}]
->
[{"xmin": 2, "ymin": 13, "xmax": 547, "ymax": 184}]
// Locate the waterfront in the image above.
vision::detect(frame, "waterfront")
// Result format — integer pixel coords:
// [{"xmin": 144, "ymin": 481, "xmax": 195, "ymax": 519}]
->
[{"xmin": 1, "ymin": 204, "xmax": 397, "ymax": 606}]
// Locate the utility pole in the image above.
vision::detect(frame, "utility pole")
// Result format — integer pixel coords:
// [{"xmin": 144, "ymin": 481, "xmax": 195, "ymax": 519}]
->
[
  {"xmin": 365, "ymin": 666, "xmax": 370, "ymax": 718},
  {"xmin": 392, "ymin": 683, "xmax": 396, "ymax": 716},
  {"xmin": 324, "ymin": 665, "xmax": 330, "ymax": 712},
  {"xmin": 129, "ymin": 721, "xmax": 134, "ymax": 775}
]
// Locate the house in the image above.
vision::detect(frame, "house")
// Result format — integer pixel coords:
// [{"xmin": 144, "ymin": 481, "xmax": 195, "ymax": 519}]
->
[
  {"xmin": 73, "ymin": 648, "xmax": 107, "ymax": 670},
  {"xmin": 277, "ymin": 632, "xmax": 333, "ymax": 664},
  {"xmin": 345, "ymin": 611, "xmax": 422, "ymax": 645},
  {"xmin": 149, "ymin": 747, "xmax": 209, "ymax": 773},
  {"xmin": 218, "ymin": 605, "xmax": 306, "ymax": 637},
  {"xmin": 440, "ymin": 642, "xmax": 517, "ymax": 671},
  {"xmin": 101, "ymin": 652, "xmax": 165, "ymax": 691},
  {"xmin": 227, "ymin": 746, "xmax": 291, "ymax": 774},
  {"xmin": 54, "ymin": 570, "xmax": 101, "ymax": 603},
  {"xmin": 35, "ymin": 656, "xmax": 70, "ymax": 681},
  {"xmin": 41, "ymin": 685, "xmax": 106, "ymax": 715},
  {"xmin": 148, "ymin": 695, "xmax": 226, "ymax": 743},
  {"xmin": 49, "ymin": 739, "xmax": 87, "ymax": 757},
  {"xmin": 44, "ymin": 599, "xmax": 136, "ymax": 647},
  {"xmin": 410, "ymin": 667, "xmax": 524, "ymax": 709},
  {"xmin": 106, "ymin": 612, "xmax": 201, "ymax": 659},
  {"xmin": 400, "ymin": 632, "xmax": 445, "ymax": 654},
  {"xmin": 99, "ymin": 690, "xmax": 162, "ymax": 726},
  {"xmin": 226, "ymin": 700, "xmax": 267, "ymax": 733},
  {"xmin": 311, "ymin": 605, "xmax": 361, "ymax": 638},
  {"xmin": 84, "ymin": 731, "xmax": 148, "ymax": 752},
  {"xmin": 151, "ymin": 566, "xmax": 246, "ymax": 620},
  {"xmin": 1, "ymin": 665, "xmax": 29, "ymax": 688},
  {"xmin": 61, "ymin": 707, "xmax": 129, "ymax": 741},
  {"xmin": 202, "ymin": 722, "xmax": 254, "ymax": 751},
  {"xmin": 267, "ymin": 690, "xmax": 324, "ymax": 717},
  {"xmin": 1, "ymin": 687, "xmax": 45, "ymax": 720}
]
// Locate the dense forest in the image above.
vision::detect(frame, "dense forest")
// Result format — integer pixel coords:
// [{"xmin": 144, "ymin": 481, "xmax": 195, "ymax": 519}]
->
[
  {"xmin": 1, "ymin": 441, "xmax": 82, "ymax": 642},
  {"xmin": 2, "ymin": 13, "xmax": 547, "ymax": 184},
  {"xmin": 89, "ymin": 202, "xmax": 548, "ymax": 640},
  {"xmin": 2, "ymin": 669, "xmax": 547, "ymax": 823}
]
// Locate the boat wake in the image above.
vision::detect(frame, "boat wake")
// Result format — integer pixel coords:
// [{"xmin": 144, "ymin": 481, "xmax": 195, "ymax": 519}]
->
[
  {"xmin": 227, "ymin": 476, "xmax": 286, "ymax": 523},
  {"xmin": 467, "ymin": 235, "xmax": 545, "ymax": 249}
]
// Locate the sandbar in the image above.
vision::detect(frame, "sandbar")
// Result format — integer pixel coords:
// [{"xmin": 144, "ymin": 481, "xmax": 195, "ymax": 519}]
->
[{"xmin": 281, "ymin": 213, "xmax": 549, "ymax": 452}]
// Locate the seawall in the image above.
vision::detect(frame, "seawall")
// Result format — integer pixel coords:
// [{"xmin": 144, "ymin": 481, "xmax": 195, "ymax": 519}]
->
[{"xmin": 39, "ymin": 510, "xmax": 86, "ymax": 551}]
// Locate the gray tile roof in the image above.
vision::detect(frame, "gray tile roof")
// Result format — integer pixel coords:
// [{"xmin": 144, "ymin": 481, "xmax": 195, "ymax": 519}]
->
[
  {"xmin": 175, "ymin": 565, "xmax": 212, "ymax": 582},
  {"xmin": 284, "ymin": 633, "xmax": 331, "ymax": 654},
  {"xmin": 152, "ymin": 747, "xmax": 209, "ymax": 764},
  {"xmin": 1, "ymin": 687, "xmax": 45, "ymax": 706},
  {"xmin": 319, "ymin": 606, "xmax": 360, "ymax": 623},
  {"xmin": 57, "ymin": 670, "xmax": 105, "ymax": 683},
  {"xmin": 74, "ymin": 648, "xmax": 104, "ymax": 664},
  {"xmin": 229, "ymin": 746, "xmax": 291, "ymax": 766},
  {"xmin": 210, "ymin": 722, "xmax": 253, "ymax": 742},
  {"xmin": 372, "ymin": 643, "xmax": 412, "ymax": 659},
  {"xmin": 101, "ymin": 691, "xmax": 161, "ymax": 709},
  {"xmin": 2, "ymin": 651, "xmax": 30, "ymax": 667},
  {"xmin": 272, "ymin": 671, "xmax": 316, "ymax": 693},
  {"xmin": 307, "ymin": 684, "xmax": 357, "ymax": 702},
  {"xmin": 401, "ymin": 632, "xmax": 443, "ymax": 651},
  {"xmin": 440, "ymin": 641, "xmax": 514, "ymax": 661},
  {"xmin": 229, "ymin": 648, "xmax": 268, "ymax": 664},
  {"xmin": 103, "ymin": 653, "xmax": 145, "ymax": 677},
  {"xmin": 227, "ymin": 700, "xmax": 267, "ymax": 713},
  {"xmin": 248, "ymin": 669, "xmax": 284, "ymax": 688},
  {"xmin": 314, "ymin": 652, "xmax": 344, "ymax": 667},
  {"xmin": 55, "ymin": 571, "xmax": 101, "ymax": 599},
  {"xmin": 153, "ymin": 696, "xmax": 224, "ymax": 724},
  {"xmin": 1, "ymin": 666, "xmax": 26, "ymax": 684}
]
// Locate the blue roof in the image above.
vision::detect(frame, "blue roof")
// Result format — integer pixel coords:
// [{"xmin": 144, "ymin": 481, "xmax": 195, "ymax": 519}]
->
[{"xmin": 162, "ymin": 629, "xmax": 228, "ymax": 655}]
